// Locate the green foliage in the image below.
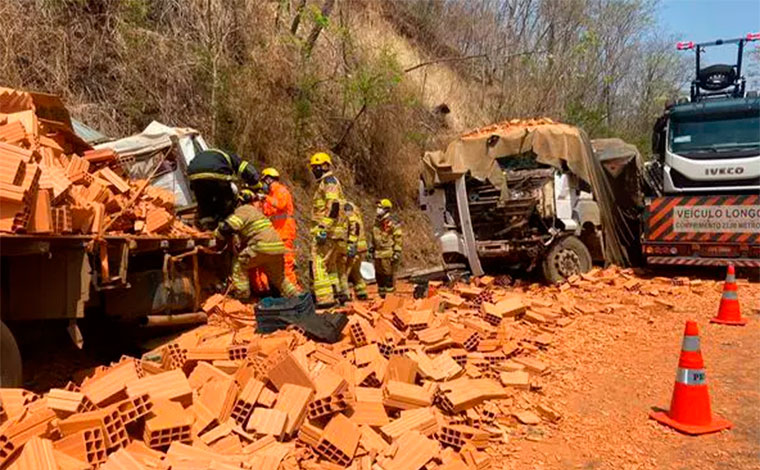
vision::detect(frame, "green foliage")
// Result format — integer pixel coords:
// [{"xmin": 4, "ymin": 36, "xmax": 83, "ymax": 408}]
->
[
  {"xmin": 308, "ymin": 4, "xmax": 331, "ymax": 29},
  {"xmin": 0, "ymin": 0, "xmax": 689, "ymax": 268},
  {"xmin": 342, "ymin": 46, "xmax": 403, "ymax": 110},
  {"xmin": 564, "ymin": 101, "xmax": 609, "ymax": 136}
]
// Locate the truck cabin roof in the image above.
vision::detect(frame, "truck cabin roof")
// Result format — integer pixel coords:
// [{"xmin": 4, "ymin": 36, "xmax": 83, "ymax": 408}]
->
[{"xmin": 668, "ymin": 96, "xmax": 760, "ymax": 121}]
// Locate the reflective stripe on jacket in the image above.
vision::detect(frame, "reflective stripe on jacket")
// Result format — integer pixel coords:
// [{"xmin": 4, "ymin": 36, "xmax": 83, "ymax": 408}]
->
[
  {"xmin": 216, "ymin": 204, "xmax": 286, "ymax": 254},
  {"xmin": 262, "ymin": 181, "xmax": 296, "ymax": 242},
  {"xmin": 311, "ymin": 172, "xmax": 345, "ymax": 239},
  {"xmin": 348, "ymin": 207, "xmax": 368, "ymax": 252},
  {"xmin": 372, "ymin": 214, "xmax": 402, "ymax": 258},
  {"xmin": 188, "ymin": 149, "xmax": 258, "ymax": 185}
]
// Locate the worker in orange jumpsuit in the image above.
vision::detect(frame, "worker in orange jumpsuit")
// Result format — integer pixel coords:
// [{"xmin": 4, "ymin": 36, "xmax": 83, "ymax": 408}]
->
[
  {"xmin": 247, "ymin": 183, "xmax": 271, "ymax": 295},
  {"xmin": 258, "ymin": 168, "xmax": 300, "ymax": 289}
]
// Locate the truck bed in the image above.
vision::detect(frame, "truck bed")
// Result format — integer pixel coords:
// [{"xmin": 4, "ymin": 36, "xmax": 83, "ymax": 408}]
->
[{"xmin": 0, "ymin": 233, "xmax": 214, "ymax": 255}]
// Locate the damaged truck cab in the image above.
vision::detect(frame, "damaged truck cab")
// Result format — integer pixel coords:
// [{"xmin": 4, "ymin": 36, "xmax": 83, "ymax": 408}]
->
[{"xmin": 420, "ymin": 120, "xmax": 610, "ymax": 283}]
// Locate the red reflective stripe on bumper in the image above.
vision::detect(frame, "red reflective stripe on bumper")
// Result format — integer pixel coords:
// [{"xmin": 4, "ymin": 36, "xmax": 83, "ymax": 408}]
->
[{"xmin": 646, "ymin": 256, "xmax": 760, "ymax": 267}]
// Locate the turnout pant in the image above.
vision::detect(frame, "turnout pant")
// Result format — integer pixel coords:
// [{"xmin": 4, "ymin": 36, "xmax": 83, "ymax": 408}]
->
[
  {"xmin": 190, "ymin": 179, "xmax": 235, "ymax": 230},
  {"xmin": 374, "ymin": 257, "xmax": 396, "ymax": 297},
  {"xmin": 255, "ymin": 238, "xmax": 299, "ymax": 293},
  {"xmin": 311, "ymin": 239, "xmax": 339, "ymax": 306},
  {"xmin": 335, "ymin": 241, "xmax": 350, "ymax": 300},
  {"xmin": 232, "ymin": 249, "xmax": 299, "ymax": 299},
  {"xmin": 346, "ymin": 253, "xmax": 368, "ymax": 299}
]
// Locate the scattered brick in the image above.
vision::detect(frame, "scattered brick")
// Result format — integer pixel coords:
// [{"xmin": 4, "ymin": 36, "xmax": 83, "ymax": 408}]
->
[
  {"xmin": 513, "ymin": 410, "xmax": 541, "ymax": 425},
  {"xmin": 143, "ymin": 400, "xmax": 192, "ymax": 449},
  {"xmin": 315, "ymin": 414, "xmax": 360, "ymax": 466}
]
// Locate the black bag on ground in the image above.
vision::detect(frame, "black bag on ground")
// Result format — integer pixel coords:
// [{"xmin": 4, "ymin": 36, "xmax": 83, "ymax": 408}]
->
[{"xmin": 255, "ymin": 293, "xmax": 347, "ymax": 343}]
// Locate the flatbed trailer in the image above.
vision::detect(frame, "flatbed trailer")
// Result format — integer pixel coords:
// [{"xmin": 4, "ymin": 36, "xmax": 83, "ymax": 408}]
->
[
  {"xmin": 642, "ymin": 194, "xmax": 760, "ymax": 267},
  {"xmin": 0, "ymin": 233, "xmax": 225, "ymax": 386}
]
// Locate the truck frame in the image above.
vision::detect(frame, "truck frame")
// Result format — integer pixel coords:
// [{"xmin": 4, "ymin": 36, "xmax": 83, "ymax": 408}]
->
[
  {"xmin": 0, "ymin": 122, "xmax": 224, "ymax": 387},
  {"xmin": 0, "ymin": 233, "xmax": 224, "ymax": 387}
]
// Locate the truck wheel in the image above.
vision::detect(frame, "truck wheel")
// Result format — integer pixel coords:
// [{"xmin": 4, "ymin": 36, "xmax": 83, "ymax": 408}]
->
[
  {"xmin": 0, "ymin": 321, "xmax": 22, "ymax": 387},
  {"xmin": 542, "ymin": 236, "xmax": 592, "ymax": 284}
]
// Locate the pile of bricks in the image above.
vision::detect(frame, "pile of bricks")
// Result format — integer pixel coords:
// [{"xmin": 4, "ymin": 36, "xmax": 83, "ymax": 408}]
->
[
  {"xmin": 0, "ymin": 87, "xmax": 200, "ymax": 237},
  {"xmin": 0, "ymin": 265, "xmax": 696, "ymax": 469}
]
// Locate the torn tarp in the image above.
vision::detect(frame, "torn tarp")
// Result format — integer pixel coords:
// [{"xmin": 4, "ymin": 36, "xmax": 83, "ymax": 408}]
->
[
  {"xmin": 421, "ymin": 118, "xmax": 593, "ymax": 195},
  {"xmin": 591, "ymin": 138, "xmax": 645, "ymax": 266}
]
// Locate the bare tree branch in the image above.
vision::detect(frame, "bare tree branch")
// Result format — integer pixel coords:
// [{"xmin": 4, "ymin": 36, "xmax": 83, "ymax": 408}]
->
[{"xmin": 304, "ymin": 0, "xmax": 335, "ymax": 56}]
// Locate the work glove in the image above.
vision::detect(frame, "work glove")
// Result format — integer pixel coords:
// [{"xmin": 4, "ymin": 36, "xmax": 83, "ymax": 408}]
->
[
  {"xmin": 315, "ymin": 229, "xmax": 328, "ymax": 243},
  {"xmin": 347, "ymin": 243, "xmax": 357, "ymax": 258},
  {"xmin": 392, "ymin": 252, "xmax": 401, "ymax": 264}
]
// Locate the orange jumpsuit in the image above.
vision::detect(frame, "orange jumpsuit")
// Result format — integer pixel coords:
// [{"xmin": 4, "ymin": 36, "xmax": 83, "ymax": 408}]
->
[
  {"xmin": 261, "ymin": 181, "xmax": 299, "ymax": 288},
  {"xmin": 248, "ymin": 200, "xmax": 271, "ymax": 294}
]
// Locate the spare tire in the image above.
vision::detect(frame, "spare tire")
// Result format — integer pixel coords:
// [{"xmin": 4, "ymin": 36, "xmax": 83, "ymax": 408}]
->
[
  {"xmin": 0, "ymin": 321, "xmax": 22, "ymax": 387},
  {"xmin": 541, "ymin": 236, "xmax": 592, "ymax": 284},
  {"xmin": 698, "ymin": 64, "xmax": 736, "ymax": 91}
]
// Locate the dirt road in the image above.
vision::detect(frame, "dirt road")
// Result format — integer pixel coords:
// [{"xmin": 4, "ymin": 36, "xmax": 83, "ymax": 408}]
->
[{"xmin": 509, "ymin": 279, "xmax": 760, "ymax": 470}]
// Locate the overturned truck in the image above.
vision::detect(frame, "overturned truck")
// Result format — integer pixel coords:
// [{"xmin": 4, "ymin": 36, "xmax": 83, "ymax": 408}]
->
[{"xmin": 420, "ymin": 119, "xmax": 640, "ymax": 282}]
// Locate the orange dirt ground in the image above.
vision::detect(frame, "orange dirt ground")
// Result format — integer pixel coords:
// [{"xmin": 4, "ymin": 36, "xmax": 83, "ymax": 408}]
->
[{"xmin": 505, "ymin": 277, "xmax": 760, "ymax": 470}]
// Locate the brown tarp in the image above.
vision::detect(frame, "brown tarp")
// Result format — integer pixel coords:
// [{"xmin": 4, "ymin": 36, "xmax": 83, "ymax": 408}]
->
[
  {"xmin": 591, "ymin": 138, "xmax": 645, "ymax": 266},
  {"xmin": 421, "ymin": 119, "xmax": 592, "ymax": 192}
]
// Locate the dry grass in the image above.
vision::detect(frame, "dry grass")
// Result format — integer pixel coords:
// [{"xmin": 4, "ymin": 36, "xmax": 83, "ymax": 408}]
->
[
  {"xmin": 0, "ymin": 0, "xmax": 445, "ymax": 272},
  {"xmin": 0, "ymin": 0, "xmax": 686, "ymax": 276}
]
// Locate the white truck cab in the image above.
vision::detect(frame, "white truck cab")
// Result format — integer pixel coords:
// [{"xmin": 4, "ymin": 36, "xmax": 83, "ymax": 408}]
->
[{"xmin": 419, "ymin": 120, "xmax": 622, "ymax": 282}]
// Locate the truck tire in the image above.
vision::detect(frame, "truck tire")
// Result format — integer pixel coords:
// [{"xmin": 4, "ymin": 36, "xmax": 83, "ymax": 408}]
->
[
  {"xmin": 542, "ymin": 236, "xmax": 592, "ymax": 284},
  {"xmin": 0, "ymin": 321, "xmax": 22, "ymax": 387}
]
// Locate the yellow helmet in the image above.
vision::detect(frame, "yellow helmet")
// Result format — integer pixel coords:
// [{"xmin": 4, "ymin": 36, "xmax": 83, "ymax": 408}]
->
[
  {"xmin": 309, "ymin": 152, "xmax": 332, "ymax": 166},
  {"xmin": 262, "ymin": 167, "xmax": 280, "ymax": 178},
  {"xmin": 377, "ymin": 198, "xmax": 393, "ymax": 209}
]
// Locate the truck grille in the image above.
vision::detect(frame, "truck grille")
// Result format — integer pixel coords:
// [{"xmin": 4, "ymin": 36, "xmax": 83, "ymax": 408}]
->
[{"xmin": 671, "ymin": 168, "xmax": 760, "ymax": 189}]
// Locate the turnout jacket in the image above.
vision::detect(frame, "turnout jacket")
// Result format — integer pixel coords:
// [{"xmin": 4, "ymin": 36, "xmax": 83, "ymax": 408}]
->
[
  {"xmin": 188, "ymin": 149, "xmax": 259, "ymax": 185},
  {"xmin": 215, "ymin": 204, "xmax": 285, "ymax": 255}
]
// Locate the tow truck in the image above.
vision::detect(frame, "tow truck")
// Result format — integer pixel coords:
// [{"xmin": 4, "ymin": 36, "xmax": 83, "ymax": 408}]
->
[{"xmin": 644, "ymin": 33, "xmax": 760, "ymax": 267}]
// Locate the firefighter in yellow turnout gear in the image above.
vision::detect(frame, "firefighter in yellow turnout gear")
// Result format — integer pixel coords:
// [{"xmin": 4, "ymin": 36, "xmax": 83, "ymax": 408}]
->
[
  {"xmin": 214, "ymin": 191, "xmax": 300, "ymax": 301},
  {"xmin": 343, "ymin": 201, "xmax": 368, "ymax": 300},
  {"xmin": 371, "ymin": 199, "xmax": 402, "ymax": 298},
  {"xmin": 309, "ymin": 152, "xmax": 346, "ymax": 308}
]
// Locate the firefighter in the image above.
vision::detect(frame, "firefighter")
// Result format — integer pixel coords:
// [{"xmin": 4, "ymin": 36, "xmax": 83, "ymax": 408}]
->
[
  {"xmin": 371, "ymin": 198, "xmax": 402, "ymax": 298},
  {"xmin": 309, "ymin": 152, "xmax": 345, "ymax": 308},
  {"xmin": 188, "ymin": 148, "xmax": 259, "ymax": 230},
  {"xmin": 214, "ymin": 190, "xmax": 299, "ymax": 301},
  {"xmin": 259, "ymin": 168, "xmax": 300, "ymax": 288},
  {"xmin": 344, "ymin": 201, "xmax": 368, "ymax": 300},
  {"xmin": 247, "ymin": 183, "xmax": 272, "ymax": 296}
]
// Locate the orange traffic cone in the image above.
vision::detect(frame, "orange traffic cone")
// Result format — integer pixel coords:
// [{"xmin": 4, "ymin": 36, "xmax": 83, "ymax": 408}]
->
[
  {"xmin": 711, "ymin": 265, "xmax": 747, "ymax": 326},
  {"xmin": 649, "ymin": 321, "xmax": 732, "ymax": 435}
]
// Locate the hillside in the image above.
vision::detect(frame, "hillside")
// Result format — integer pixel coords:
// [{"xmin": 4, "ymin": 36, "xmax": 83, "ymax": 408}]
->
[{"xmin": 0, "ymin": 0, "xmax": 686, "ymax": 275}]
